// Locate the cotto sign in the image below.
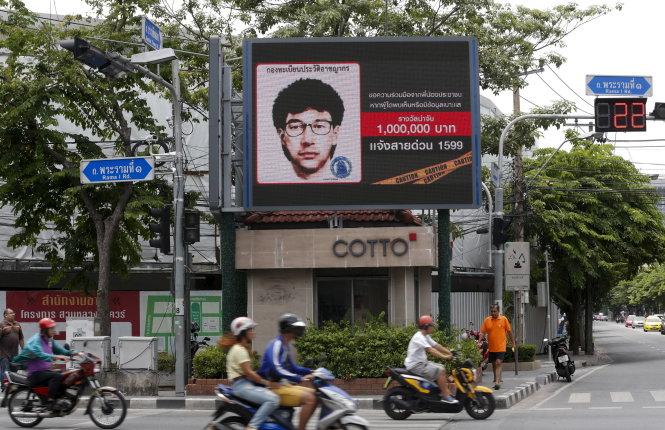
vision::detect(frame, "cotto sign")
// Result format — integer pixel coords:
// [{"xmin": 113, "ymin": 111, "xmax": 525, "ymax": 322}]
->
[{"xmin": 332, "ymin": 234, "xmax": 415, "ymax": 258}]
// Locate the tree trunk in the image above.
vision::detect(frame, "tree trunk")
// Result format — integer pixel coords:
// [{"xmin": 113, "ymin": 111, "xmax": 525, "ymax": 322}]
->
[
  {"xmin": 568, "ymin": 290, "xmax": 582, "ymax": 354},
  {"xmin": 585, "ymin": 283, "xmax": 594, "ymax": 355},
  {"xmin": 95, "ymin": 242, "xmax": 112, "ymax": 337}
]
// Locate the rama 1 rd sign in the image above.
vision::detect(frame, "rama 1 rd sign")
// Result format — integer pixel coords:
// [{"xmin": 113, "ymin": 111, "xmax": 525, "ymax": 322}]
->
[
  {"xmin": 244, "ymin": 37, "xmax": 481, "ymax": 210},
  {"xmin": 504, "ymin": 241, "xmax": 530, "ymax": 291},
  {"xmin": 80, "ymin": 157, "xmax": 154, "ymax": 184}
]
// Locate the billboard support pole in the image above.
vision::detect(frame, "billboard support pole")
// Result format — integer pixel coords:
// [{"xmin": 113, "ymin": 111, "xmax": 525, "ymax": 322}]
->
[{"xmin": 437, "ymin": 209, "xmax": 451, "ymax": 330}]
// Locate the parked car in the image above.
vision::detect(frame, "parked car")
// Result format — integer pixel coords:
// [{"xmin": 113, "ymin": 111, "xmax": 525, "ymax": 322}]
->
[
  {"xmin": 644, "ymin": 316, "xmax": 662, "ymax": 332},
  {"xmin": 625, "ymin": 315, "xmax": 636, "ymax": 327},
  {"xmin": 632, "ymin": 316, "xmax": 645, "ymax": 328},
  {"xmin": 599, "ymin": 314, "xmax": 608, "ymax": 321}
]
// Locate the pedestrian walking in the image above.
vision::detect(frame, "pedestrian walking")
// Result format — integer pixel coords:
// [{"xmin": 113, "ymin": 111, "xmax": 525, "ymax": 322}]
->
[
  {"xmin": 0, "ymin": 308, "xmax": 24, "ymax": 390},
  {"xmin": 479, "ymin": 304, "xmax": 515, "ymax": 391}
]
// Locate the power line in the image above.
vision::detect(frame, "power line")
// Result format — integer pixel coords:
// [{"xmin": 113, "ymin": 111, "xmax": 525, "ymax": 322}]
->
[
  {"xmin": 546, "ymin": 64, "xmax": 594, "ymax": 108},
  {"xmin": 535, "ymin": 73, "xmax": 593, "ymax": 116}
]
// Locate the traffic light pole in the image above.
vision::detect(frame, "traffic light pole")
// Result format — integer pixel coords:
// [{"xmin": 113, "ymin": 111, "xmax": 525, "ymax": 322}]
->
[
  {"xmin": 171, "ymin": 58, "xmax": 187, "ymax": 397},
  {"xmin": 494, "ymin": 114, "xmax": 594, "ymax": 313}
]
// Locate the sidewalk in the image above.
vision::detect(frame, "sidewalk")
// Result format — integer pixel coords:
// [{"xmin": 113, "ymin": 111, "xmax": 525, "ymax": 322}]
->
[{"xmin": 123, "ymin": 350, "xmax": 605, "ymax": 411}]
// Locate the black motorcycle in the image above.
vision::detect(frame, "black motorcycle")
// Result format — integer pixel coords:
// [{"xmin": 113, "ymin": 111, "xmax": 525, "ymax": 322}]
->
[
  {"xmin": 546, "ymin": 335, "xmax": 575, "ymax": 382},
  {"xmin": 190, "ymin": 321, "xmax": 211, "ymax": 357}
]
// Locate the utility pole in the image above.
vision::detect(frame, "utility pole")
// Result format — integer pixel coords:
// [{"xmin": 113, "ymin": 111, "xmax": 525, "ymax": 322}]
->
[{"xmin": 512, "ymin": 85, "xmax": 526, "ymax": 344}]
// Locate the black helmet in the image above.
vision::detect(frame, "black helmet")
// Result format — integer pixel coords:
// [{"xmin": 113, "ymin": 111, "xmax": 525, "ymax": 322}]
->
[{"xmin": 279, "ymin": 313, "xmax": 307, "ymax": 338}]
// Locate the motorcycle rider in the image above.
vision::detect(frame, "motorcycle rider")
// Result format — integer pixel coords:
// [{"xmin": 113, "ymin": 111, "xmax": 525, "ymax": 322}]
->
[
  {"xmin": 12, "ymin": 318, "xmax": 73, "ymax": 410},
  {"xmin": 223, "ymin": 316, "xmax": 281, "ymax": 430},
  {"xmin": 405, "ymin": 315, "xmax": 458, "ymax": 404},
  {"xmin": 257, "ymin": 313, "xmax": 317, "ymax": 430}
]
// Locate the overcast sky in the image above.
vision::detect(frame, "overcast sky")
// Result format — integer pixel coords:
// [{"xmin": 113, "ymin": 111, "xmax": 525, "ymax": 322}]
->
[{"xmin": 20, "ymin": 0, "xmax": 665, "ymax": 176}]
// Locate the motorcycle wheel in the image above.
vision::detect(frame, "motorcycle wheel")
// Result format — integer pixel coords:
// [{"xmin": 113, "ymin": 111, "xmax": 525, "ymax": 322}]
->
[
  {"xmin": 7, "ymin": 387, "xmax": 44, "ymax": 428},
  {"xmin": 87, "ymin": 388, "xmax": 127, "ymax": 429},
  {"xmin": 218, "ymin": 416, "xmax": 247, "ymax": 430},
  {"xmin": 382, "ymin": 387, "xmax": 413, "ymax": 420},
  {"xmin": 464, "ymin": 391, "xmax": 495, "ymax": 420},
  {"xmin": 560, "ymin": 363, "xmax": 572, "ymax": 382}
]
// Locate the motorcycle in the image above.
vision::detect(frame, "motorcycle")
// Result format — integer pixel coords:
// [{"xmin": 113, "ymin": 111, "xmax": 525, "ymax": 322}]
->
[
  {"xmin": 207, "ymin": 367, "xmax": 370, "ymax": 429},
  {"xmin": 382, "ymin": 350, "xmax": 495, "ymax": 420},
  {"xmin": 191, "ymin": 321, "xmax": 211, "ymax": 357},
  {"xmin": 1, "ymin": 352, "xmax": 127, "ymax": 429},
  {"xmin": 462, "ymin": 322, "xmax": 489, "ymax": 371},
  {"xmin": 545, "ymin": 335, "xmax": 575, "ymax": 382}
]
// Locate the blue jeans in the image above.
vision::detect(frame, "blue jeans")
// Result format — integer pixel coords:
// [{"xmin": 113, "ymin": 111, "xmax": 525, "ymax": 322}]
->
[
  {"xmin": 0, "ymin": 358, "xmax": 9, "ymax": 391},
  {"xmin": 232, "ymin": 378, "xmax": 279, "ymax": 428}
]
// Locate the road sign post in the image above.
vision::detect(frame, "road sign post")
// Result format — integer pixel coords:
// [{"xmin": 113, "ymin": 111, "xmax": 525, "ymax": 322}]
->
[{"xmin": 80, "ymin": 157, "xmax": 154, "ymax": 184}]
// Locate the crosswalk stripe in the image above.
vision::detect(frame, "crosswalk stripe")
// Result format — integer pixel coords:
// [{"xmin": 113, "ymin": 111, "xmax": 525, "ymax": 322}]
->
[
  {"xmin": 569, "ymin": 393, "xmax": 591, "ymax": 403},
  {"xmin": 610, "ymin": 392, "xmax": 634, "ymax": 402},
  {"xmin": 650, "ymin": 391, "xmax": 665, "ymax": 401}
]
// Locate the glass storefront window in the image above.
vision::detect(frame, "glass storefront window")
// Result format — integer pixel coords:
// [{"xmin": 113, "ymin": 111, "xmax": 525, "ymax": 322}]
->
[{"xmin": 316, "ymin": 277, "xmax": 389, "ymax": 325}]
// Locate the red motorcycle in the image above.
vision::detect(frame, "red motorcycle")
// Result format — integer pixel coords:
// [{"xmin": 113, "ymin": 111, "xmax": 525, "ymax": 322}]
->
[
  {"xmin": 1, "ymin": 352, "xmax": 127, "ymax": 429},
  {"xmin": 463, "ymin": 322, "xmax": 489, "ymax": 371}
]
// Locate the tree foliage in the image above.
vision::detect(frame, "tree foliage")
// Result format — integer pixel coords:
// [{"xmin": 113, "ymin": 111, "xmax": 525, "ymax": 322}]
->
[
  {"xmin": 611, "ymin": 264, "xmax": 665, "ymax": 315},
  {"xmin": 0, "ymin": 0, "xmax": 177, "ymax": 335},
  {"xmin": 524, "ymin": 140, "xmax": 665, "ymax": 348}
]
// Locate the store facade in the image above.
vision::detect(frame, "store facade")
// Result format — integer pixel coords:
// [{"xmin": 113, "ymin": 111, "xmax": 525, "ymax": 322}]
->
[{"xmin": 236, "ymin": 223, "xmax": 436, "ymax": 351}]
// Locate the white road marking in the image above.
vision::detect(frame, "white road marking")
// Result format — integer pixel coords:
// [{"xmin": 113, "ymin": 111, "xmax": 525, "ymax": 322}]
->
[
  {"xmin": 532, "ymin": 364, "xmax": 609, "ymax": 409},
  {"xmin": 569, "ymin": 393, "xmax": 591, "ymax": 403},
  {"xmin": 651, "ymin": 391, "xmax": 665, "ymax": 401},
  {"xmin": 610, "ymin": 392, "xmax": 634, "ymax": 402}
]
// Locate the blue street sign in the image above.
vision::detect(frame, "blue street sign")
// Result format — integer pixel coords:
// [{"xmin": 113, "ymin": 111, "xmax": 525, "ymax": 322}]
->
[
  {"xmin": 586, "ymin": 75, "xmax": 652, "ymax": 97},
  {"xmin": 80, "ymin": 157, "xmax": 154, "ymax": 184},
  {"xmin": 141, "ymin": 17, "xmax": 162, "ymax": 50}
]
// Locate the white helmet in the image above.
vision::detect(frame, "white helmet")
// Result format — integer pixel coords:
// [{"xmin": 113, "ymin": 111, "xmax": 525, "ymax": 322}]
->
[{"xmin": 231, "ymin": 316, "xmax": 258, "ymax": 336}]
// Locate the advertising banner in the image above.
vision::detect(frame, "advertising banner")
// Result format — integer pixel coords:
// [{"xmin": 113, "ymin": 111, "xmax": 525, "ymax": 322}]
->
[{"xmin": 244, "ymin": 37, "xmax": 481, "ymax": 210}]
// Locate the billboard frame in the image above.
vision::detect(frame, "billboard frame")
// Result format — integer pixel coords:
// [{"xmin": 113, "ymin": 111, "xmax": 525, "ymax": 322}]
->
[{"xmin": 243, "ymin": 36, "xmax": 481, "ymax": 211}]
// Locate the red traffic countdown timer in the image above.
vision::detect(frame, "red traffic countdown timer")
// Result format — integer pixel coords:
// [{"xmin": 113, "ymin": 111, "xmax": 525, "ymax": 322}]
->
[{"xmin": 594, "ymin": 98, "xmax": 647, "ymax": 132}]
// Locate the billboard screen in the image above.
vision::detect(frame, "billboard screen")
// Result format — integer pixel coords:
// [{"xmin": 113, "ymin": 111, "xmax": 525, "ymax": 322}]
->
[{"xmin": 244, "ymin": 37, "xmax": 481, "ymax": 210}]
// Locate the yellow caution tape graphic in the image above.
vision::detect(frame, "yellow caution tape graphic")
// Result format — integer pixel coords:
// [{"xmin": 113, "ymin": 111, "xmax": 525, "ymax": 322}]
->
[{"xmin": 372, "ymin": 152, "xmax": 473, "ymax": 185}]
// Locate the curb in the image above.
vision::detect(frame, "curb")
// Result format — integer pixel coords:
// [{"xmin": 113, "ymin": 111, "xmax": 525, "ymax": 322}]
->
[{"xmin": 494, "ymin": 371, "xmax": 557, "ymax": 409}]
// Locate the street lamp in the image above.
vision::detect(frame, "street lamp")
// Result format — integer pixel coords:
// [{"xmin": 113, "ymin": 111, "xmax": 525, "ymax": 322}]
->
[{"xmin": 60, "ymin": 38, "xmax": 187, "ymax": 397}]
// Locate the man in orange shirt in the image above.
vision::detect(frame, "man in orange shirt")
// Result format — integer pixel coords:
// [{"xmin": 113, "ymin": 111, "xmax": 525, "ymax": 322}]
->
[{"xmin": 480, "ymin": 304, "xmax": 515, "ymax": 390}]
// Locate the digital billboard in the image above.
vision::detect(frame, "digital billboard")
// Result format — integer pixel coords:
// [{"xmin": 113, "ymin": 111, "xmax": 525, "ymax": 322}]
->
[{"xmin": 244, "ymin": 37, "xmax": 481, "ymax": 210}]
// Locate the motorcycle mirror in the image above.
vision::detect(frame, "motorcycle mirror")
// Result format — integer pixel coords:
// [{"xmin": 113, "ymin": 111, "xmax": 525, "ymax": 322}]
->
[
  {"xmin": 204, "ymin": 337, "xmax": 211, "ymax": 341},
  {"xmin": 63, "ymin": 343, "xmax": 71, "ymax": 350},
  {"xmin": 456, "ymin": 343, "xmax": 462, "ymax": 350}
]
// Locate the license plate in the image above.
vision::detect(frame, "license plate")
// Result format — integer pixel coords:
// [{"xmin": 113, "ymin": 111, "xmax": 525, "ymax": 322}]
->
[
  {"xmin": 383, "ymin": 377, "xmax": 392, "ymax": 389},
  {"xmin": 558, "ymin": 355, "xmax": 569, "ymax": 363}
]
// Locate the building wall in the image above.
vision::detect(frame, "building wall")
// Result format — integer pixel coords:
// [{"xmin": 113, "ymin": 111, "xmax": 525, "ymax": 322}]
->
[{"xmin": 247, "ymin": 269, "xmax": 315, "ymax": 352}]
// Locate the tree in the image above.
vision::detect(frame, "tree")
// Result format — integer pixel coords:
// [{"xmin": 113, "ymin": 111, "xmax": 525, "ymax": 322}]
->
[
  {"xmin": 524, "ymin": 140, "xmax": 665, "ymax": 352},
  {"xmin": 0, "ymin": 0, "xmax": 180, "ymax": 336}
]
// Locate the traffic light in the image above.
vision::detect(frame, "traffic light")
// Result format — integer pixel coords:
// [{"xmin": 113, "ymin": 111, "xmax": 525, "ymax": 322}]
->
[
  {"xmin": 60, "ymin": 37, "xmax": 128, "ymax": 79},
  {"xmin": 149, "ymin": 205, "xmax": 171, "ymax": 255},
  {"xmin": 184, "ymin": 210, "xmax": 200, "ymax": 244},
  {"xmin": 492, "ymin": 217, "xmax": 512, "ymax": 249},
  {"xmin": 652, "ymin": 102, "xmax": 665, "ymax": 120}
]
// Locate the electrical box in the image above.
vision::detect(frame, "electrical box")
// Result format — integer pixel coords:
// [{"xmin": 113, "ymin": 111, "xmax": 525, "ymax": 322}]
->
[
  {"xmin": 118, "ymin": 337, "xmax": 158, "ymax": 370},
  {"xmin": 70, "ymin": 336, "xmax": 111, "ymax": 370}
]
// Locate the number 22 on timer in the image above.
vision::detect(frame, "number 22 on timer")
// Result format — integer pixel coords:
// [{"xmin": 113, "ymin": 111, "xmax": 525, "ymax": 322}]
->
[{"xmin": 596, "ymin": 100, "xmax": 646, "ymax": 129}]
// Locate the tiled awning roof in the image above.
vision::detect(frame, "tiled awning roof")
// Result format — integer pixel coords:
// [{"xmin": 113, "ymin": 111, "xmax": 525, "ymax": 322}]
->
[{"xmin": 243, "ymin": 210, "xmax": 422, "ymax": 227}]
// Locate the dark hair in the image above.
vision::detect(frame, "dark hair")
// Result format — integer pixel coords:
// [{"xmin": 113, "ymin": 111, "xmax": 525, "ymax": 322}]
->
[
  {"xmin": 272, "ymin": 79, "xmax": 345, "ymax": 129},
  {"xmin": 490, "ymin": 304, "xmax": 500, "ymax": 312}
]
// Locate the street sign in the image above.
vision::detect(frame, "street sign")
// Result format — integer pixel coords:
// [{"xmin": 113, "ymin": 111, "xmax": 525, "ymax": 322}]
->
[
  {"xmin": 80, "ymin": 157, "xmax": 154, "ymax": 184},
  {"xmin": 505, "ymin": 242, "xmax": 529, "ymax": 290},
  {"xmin": 141, "ymin": 17, "xmax": 162, "ymax": 50},
  {"xmin": 491, "ymin": 162, "xmax": 500, "ymax": 187},
  {"xmin": 586, "ymin": 75, "xmax": 652, "ymax": 97}
]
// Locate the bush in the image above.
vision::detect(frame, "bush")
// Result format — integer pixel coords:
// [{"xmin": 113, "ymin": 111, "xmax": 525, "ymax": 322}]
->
[
  {"xmin": 157, "ymin": 352, "xmax": 175, "ymax": 373},
  {"xmin": 295, "ymin": 316, "xmax": 481, "ymax": 379},
  {"xmin": 503, "ymin": 344, "xmax": 536, "ymax": 363},
  {"xmin": 192, "ymin": 346, "xmax": 227, "ymax": 379}
]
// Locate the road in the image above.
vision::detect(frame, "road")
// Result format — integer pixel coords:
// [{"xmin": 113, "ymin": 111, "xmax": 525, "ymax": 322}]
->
[{"xmin": 0, "ymin": 321, "xmax": 661, "ymax": 429}]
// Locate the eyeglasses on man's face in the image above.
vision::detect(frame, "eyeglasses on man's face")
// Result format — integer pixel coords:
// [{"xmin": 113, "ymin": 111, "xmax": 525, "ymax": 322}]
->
[{"xmin": 284, "ymin": 119, "xmax": 333, "ymax": 137}]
